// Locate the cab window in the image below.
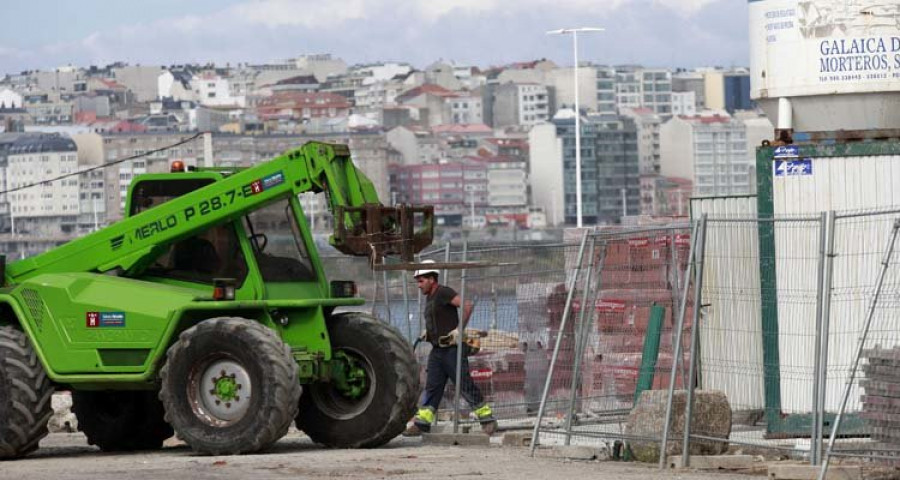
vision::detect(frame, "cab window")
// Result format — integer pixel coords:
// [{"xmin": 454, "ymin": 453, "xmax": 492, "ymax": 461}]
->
[{"xmin": 244, "ymin": 198, "xmax": 316, "ymax": 282}]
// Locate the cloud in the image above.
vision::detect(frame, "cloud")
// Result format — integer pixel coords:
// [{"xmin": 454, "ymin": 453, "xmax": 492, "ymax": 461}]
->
[
  {"xmin": 0, "ymin": 0, "xmax": 747, "ymax": 73},
  {"xmin": 227, "ymin": 0, "xmax": 368, "ymax": 28},
  {"xmin": 0, "ymin": 46, "xmax": 28, "ymax": 59}
]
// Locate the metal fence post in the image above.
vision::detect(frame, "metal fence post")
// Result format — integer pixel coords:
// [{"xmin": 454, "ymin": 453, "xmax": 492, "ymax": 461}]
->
[
  {"xmin": 818, "ymin": 218, "xmax": 900, "ymax": 480},
  {"xmin": 383, "ymin": 270, "xmax": 392, "ymax": 326},
  {"xmin": 815, "ymin": 210, "xmax": 836, "ymax": 465},
  {"xmin": 530, "ymin": 230, "xmax": 590, "ymax": 456},
  {"xmin": 810, "ymin": 212, "xmax": 828, "ymax": 465},
  {"xmin": 402, "ymin": 268, "xmax": 412, "ymax": 343},
  {"xmin": 564, "ymin": 235, "xmax": 599, "ymax": 445},
  {"xmin": 443, "ymin": 242, "xmax": 452, "ymax": 284},
  {"xmin": 452, "ymin": 240, "xmax": 469, "ymax": 434},
  {"xmin": 659, "ymin": 219, "xmax": 701, "ymax": 469},
  {"xmin": 681, "ymin": 214, "xmax": 708, "ymax": 468},
  {"xmin": 416, "ymin": 254, "xmax": 424, "ymax": 334},
  {"xmin": 490, "ymin": 283, "xmax": 498, "ymax": 331},
  {"xmin": 668, "ymin": 228, "xmax": 687, "ymax": 385}
]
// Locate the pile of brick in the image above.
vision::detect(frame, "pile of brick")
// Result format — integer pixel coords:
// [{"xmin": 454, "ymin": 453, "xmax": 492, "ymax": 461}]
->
[
  {"xmin": 860, "ymin": 347, "xmax": 900, "ymax": 452},
  {"xmin": 580, "ymin": 234, "xmax": 693, "ymax": 411}
]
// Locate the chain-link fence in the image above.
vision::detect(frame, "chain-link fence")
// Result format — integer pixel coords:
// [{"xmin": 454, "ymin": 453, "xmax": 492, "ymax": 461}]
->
[{"xmin": 331, "ymin": 205, "xmax": 900, "ymax": 472}]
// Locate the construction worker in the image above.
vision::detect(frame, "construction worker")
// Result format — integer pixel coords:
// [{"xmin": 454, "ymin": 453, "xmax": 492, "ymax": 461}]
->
[{"xmin": 404, "ymin": 260, "xmax": 498, "ymax": 436}]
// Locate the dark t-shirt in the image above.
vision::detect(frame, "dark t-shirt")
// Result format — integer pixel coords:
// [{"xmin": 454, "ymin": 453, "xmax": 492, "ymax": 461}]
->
[{"xmin": 424, "ymin": 285, "xmax": 459, "ymax": 344}]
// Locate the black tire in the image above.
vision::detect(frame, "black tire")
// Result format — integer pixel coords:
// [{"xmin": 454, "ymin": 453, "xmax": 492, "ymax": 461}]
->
[
  {"xmin": 159, "ymin": 318, "xmax": 300, "ymax": 455},
  {"xmin": 296, "ymin": 312, "xmax": 418, "ymax": 448},
  {"xmin": 0, "ymin": 326, "xmax": 53, "ymax": 460},
  {"xmin": 72, "ymin": 390, "xmax": 174, "ymax": 451}
]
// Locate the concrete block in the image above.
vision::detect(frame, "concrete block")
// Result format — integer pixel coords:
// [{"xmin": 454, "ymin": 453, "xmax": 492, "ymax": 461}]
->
[
  {"xmin": 422, "ymin": 433, "xmax": 490, "ymax": 446},
  {"xmin": 429, "ymin": 424, "xmax": 472, "ymax": 434},
  {"xmin": 48, "ymin": 392, "xmax": 78, "ymax": 433},
  {"xmin": 767, "ymin": 464, "xmax": 862, "ymax": 480},
  {"xmin": 535, "ymin": 446, "xmax": 600, "ymax": 461},
  {"xmin": 668, "ymin": 455, "xmax": 757, "ymax": 470},
  {"xmin": 501, "ymin": 432, "xmax": 533, "ymax": 447}
]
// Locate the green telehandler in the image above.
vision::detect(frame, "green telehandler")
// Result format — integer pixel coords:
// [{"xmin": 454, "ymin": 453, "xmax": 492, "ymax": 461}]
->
[{"xmin": 0, "ymin": 141, "xmax": 433, "ymax": 457}]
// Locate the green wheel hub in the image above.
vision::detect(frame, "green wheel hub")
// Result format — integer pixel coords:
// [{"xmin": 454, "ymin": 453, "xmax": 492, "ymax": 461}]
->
[
  {"xmin": 333, "ymin": 350, "xmax": 368, "ymax": 399},
  {"xmin": 214, "ymin": 374, "xmax": 238, "ymax": 402}
]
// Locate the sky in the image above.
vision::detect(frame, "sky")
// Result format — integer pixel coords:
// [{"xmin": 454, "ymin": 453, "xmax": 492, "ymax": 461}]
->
[{"xmin": 0, "ymin": 0, "xmax": 750, "ymax": 74}]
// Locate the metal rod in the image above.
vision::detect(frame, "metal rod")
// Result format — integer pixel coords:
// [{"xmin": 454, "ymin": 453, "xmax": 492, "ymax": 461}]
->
[
  {"xmin": 681, "ymin": 214, "xmax": 708, "ymax": 468},
  {"xmin": 490, "ymin": 283, "xmax": 498, "ymax": 331},
  {"xmin": 402, "ymin": 268, "xmax": 412, "ymax": 343},
  {"xmin": 705, "ymin": 216, "xmax": 821, "ymax": 223},
  {"xmin": 818, "ymin": 218, "xmax": 900, "ymax": 480},
  {"xmin": 530, "ymin": 230, "xmax": 590, "ymax": 456},
  {"xmin": 416, "ymin": 254, "xmax": 423, "ymax": 335},
  {"xmin": 564, "ymin": 236, "xmax": 599, "ymax": 445},
  {"xmin": 452, "ymin": 240, "xmax": 469, "ymax": 434},
  {"xmin": 816, "ymin": 210, "xmax": 836, "ymax": 466},
  {"xmin": 382, "ymin": 270, "xmax": 392, "ymax": 326},
  {"xmin": 443, "ymin": 242, "xmax": 451, "ymax": 284},
  {"xmin": 588, "ymin": 224, "xmax": 692, "ymax": 236},
  {"xmin": 670, "ymin": 228, "xmax": 688, "ymax": 386},
  {"xmin": 658, "ymin": 219, "xmax": 701, "ymax": 469},
  {"xmin": 834, "ymin": 208, "xmax": 900, "ymax": 220},
  {"xmin": 810, "ymin": 212, "xmax": 828, "ymax": 466}
]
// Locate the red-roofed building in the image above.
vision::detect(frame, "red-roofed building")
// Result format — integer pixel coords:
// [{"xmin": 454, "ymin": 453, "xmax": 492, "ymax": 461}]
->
[
  {"xmin": 256, "ymin": 92, "xmax": 351, "ymax": 121},
  {"xmin": 396, "ymin": 84, "xmax": 462, "ymax": 127},
  {"xmin": 389, "ymin": 158, "xmax": 488, "ymax": 226}
]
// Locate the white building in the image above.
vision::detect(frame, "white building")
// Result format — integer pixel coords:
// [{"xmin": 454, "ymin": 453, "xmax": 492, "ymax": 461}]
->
[
  {"xmin": 672, "ymin": 91, "xmax": 697, "ymax": 116},
  {"xmin": 637, "ymin": 68, "xmax": 673, "ymax": 116},
  {"xmin": 447, "ymin": 93, "xmax": 483, "ymax": 125},
  {"xmin": 621, "ymin": 108, "xmax": 662, "ymax": 175},
  {"xmin": 0, "ymin": 88, "xmax": 23, "ymax": 109},
  {"xmin": 486, "ymin": 156, "xmax": 528, "ymax": 208},
  {"xmin": 492, "ymin": 83, "xmax": 550, "ymax": 128},
  {"xmin": 157, "ymin": 70, "xmax": 196, "ymax": 101},
  {"xmin": 191, "ymin": 73, "xmax": 245, "ymax": 108},
  {"xmin": 527, "ymin": 122, "xmax": 564, "ymax": 226},
  {"xmin": 550, "ymin": 67, "xmax": 598, "ymax": 112},
  {"xmin": 612, "ymin": 67, "xmax": 674, "ymax": 116},
  {"xmin": 660, "ymin": 113, "xmax": 751, "ymax": 197},
  {"xmin": 595, "ymin": 67, "xmax": 617, "ymax": 115},
  {"xmin": 7, "ymin": 134, "xmax": 81, "ymax": 235}
]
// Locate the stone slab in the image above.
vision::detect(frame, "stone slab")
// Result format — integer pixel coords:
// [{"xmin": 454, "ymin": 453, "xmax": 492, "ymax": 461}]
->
[
  {"xmin": 767, "ymin": 464, "xmax": 862, "ymax": 480},
  {"xmin": 429, "ymin": 424, "xmax": 473, "ymax": 434},
  {"xmin": 501, "ymin": 432, "xmax": 533, "ymax": 447},
  {"xmin": 422, "ymin": 433, "xmax": 490, "ymax": 446},
  {"xmin": 668, "ymin": 455, "xmax": 757, "ymax": 470},
  {"xmin": 535, "ymin": 446, "xmax": 601, "ymax": 461}
]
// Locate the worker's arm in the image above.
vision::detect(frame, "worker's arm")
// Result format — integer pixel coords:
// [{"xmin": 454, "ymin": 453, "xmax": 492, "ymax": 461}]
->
[{"xmin": 450, "ymin": 295, "xmax": 473, "ymax": 328}]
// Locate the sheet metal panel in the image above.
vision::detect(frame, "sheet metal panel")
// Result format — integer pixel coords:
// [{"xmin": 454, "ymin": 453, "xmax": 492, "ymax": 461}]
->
[
  {"xmin": 691, "ymin": 196, "xmax": 766, "ymax": 411},
  {"xmin": 773, "ymin": 153, "xmax": 900, "ymax": 412}
]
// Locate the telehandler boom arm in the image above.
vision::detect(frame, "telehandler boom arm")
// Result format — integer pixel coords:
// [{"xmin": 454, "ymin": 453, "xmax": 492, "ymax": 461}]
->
[{"xmin": 5, "ymin": 142, "xmax": 432, "ymax": 284}]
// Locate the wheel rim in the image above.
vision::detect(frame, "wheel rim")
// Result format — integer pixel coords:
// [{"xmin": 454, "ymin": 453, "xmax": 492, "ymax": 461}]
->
[
  {"xmin": 310, "ymin": 347, "xmax": 376, "ymax": 420},
  {"xmin": 187, "ymin": 356, "xmax": 253, "ymax": 427}
]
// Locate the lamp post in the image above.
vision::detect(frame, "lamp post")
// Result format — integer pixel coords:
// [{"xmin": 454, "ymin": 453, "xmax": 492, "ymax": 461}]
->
[{"xmin": 547, "ymin": 27, "xmax": 604, "ymax": 228}]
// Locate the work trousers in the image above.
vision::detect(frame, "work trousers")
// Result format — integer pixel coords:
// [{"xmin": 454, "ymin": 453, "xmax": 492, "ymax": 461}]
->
[{"xmin": 420, "ymin": 345, "xmax": 485, "ymax": 412}]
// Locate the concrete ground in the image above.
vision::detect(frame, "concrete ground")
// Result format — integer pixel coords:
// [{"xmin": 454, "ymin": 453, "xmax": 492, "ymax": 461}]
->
[{"xmin": 3, "ymin": 431, "xmax": 766, "ymax": 480}]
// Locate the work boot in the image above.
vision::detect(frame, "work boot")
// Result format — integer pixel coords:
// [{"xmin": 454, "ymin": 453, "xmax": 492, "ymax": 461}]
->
[
  {"xmin": 402, "ymin": 423, "xmax": 429, "ymax": 437},
  {"xmin": 480, "ymin": 420, "xmax": 498, "ymax": 436}
]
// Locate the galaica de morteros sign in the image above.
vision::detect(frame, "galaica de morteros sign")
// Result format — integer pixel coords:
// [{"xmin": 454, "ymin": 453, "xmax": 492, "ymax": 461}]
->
[{"xmin": 749, "ymin": 0, "xmax": 900, "ymax": 97}]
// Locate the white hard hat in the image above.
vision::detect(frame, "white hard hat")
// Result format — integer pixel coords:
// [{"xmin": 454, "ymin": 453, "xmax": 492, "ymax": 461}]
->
[{"xmin": 414, "ymin": 259, "xmax": 440, "ymax": 278}]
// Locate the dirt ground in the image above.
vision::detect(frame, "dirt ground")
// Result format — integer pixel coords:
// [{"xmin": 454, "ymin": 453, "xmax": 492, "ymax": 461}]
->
[{"xmin": 1, "ymin": 431, "xmax": 767, "ymax": 480}]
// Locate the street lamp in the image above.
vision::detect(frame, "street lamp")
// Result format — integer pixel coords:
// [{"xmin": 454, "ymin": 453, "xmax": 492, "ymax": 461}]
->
[{"xmin": 547, "ymin": 27, "xmax": 604, "ymax": 228}]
